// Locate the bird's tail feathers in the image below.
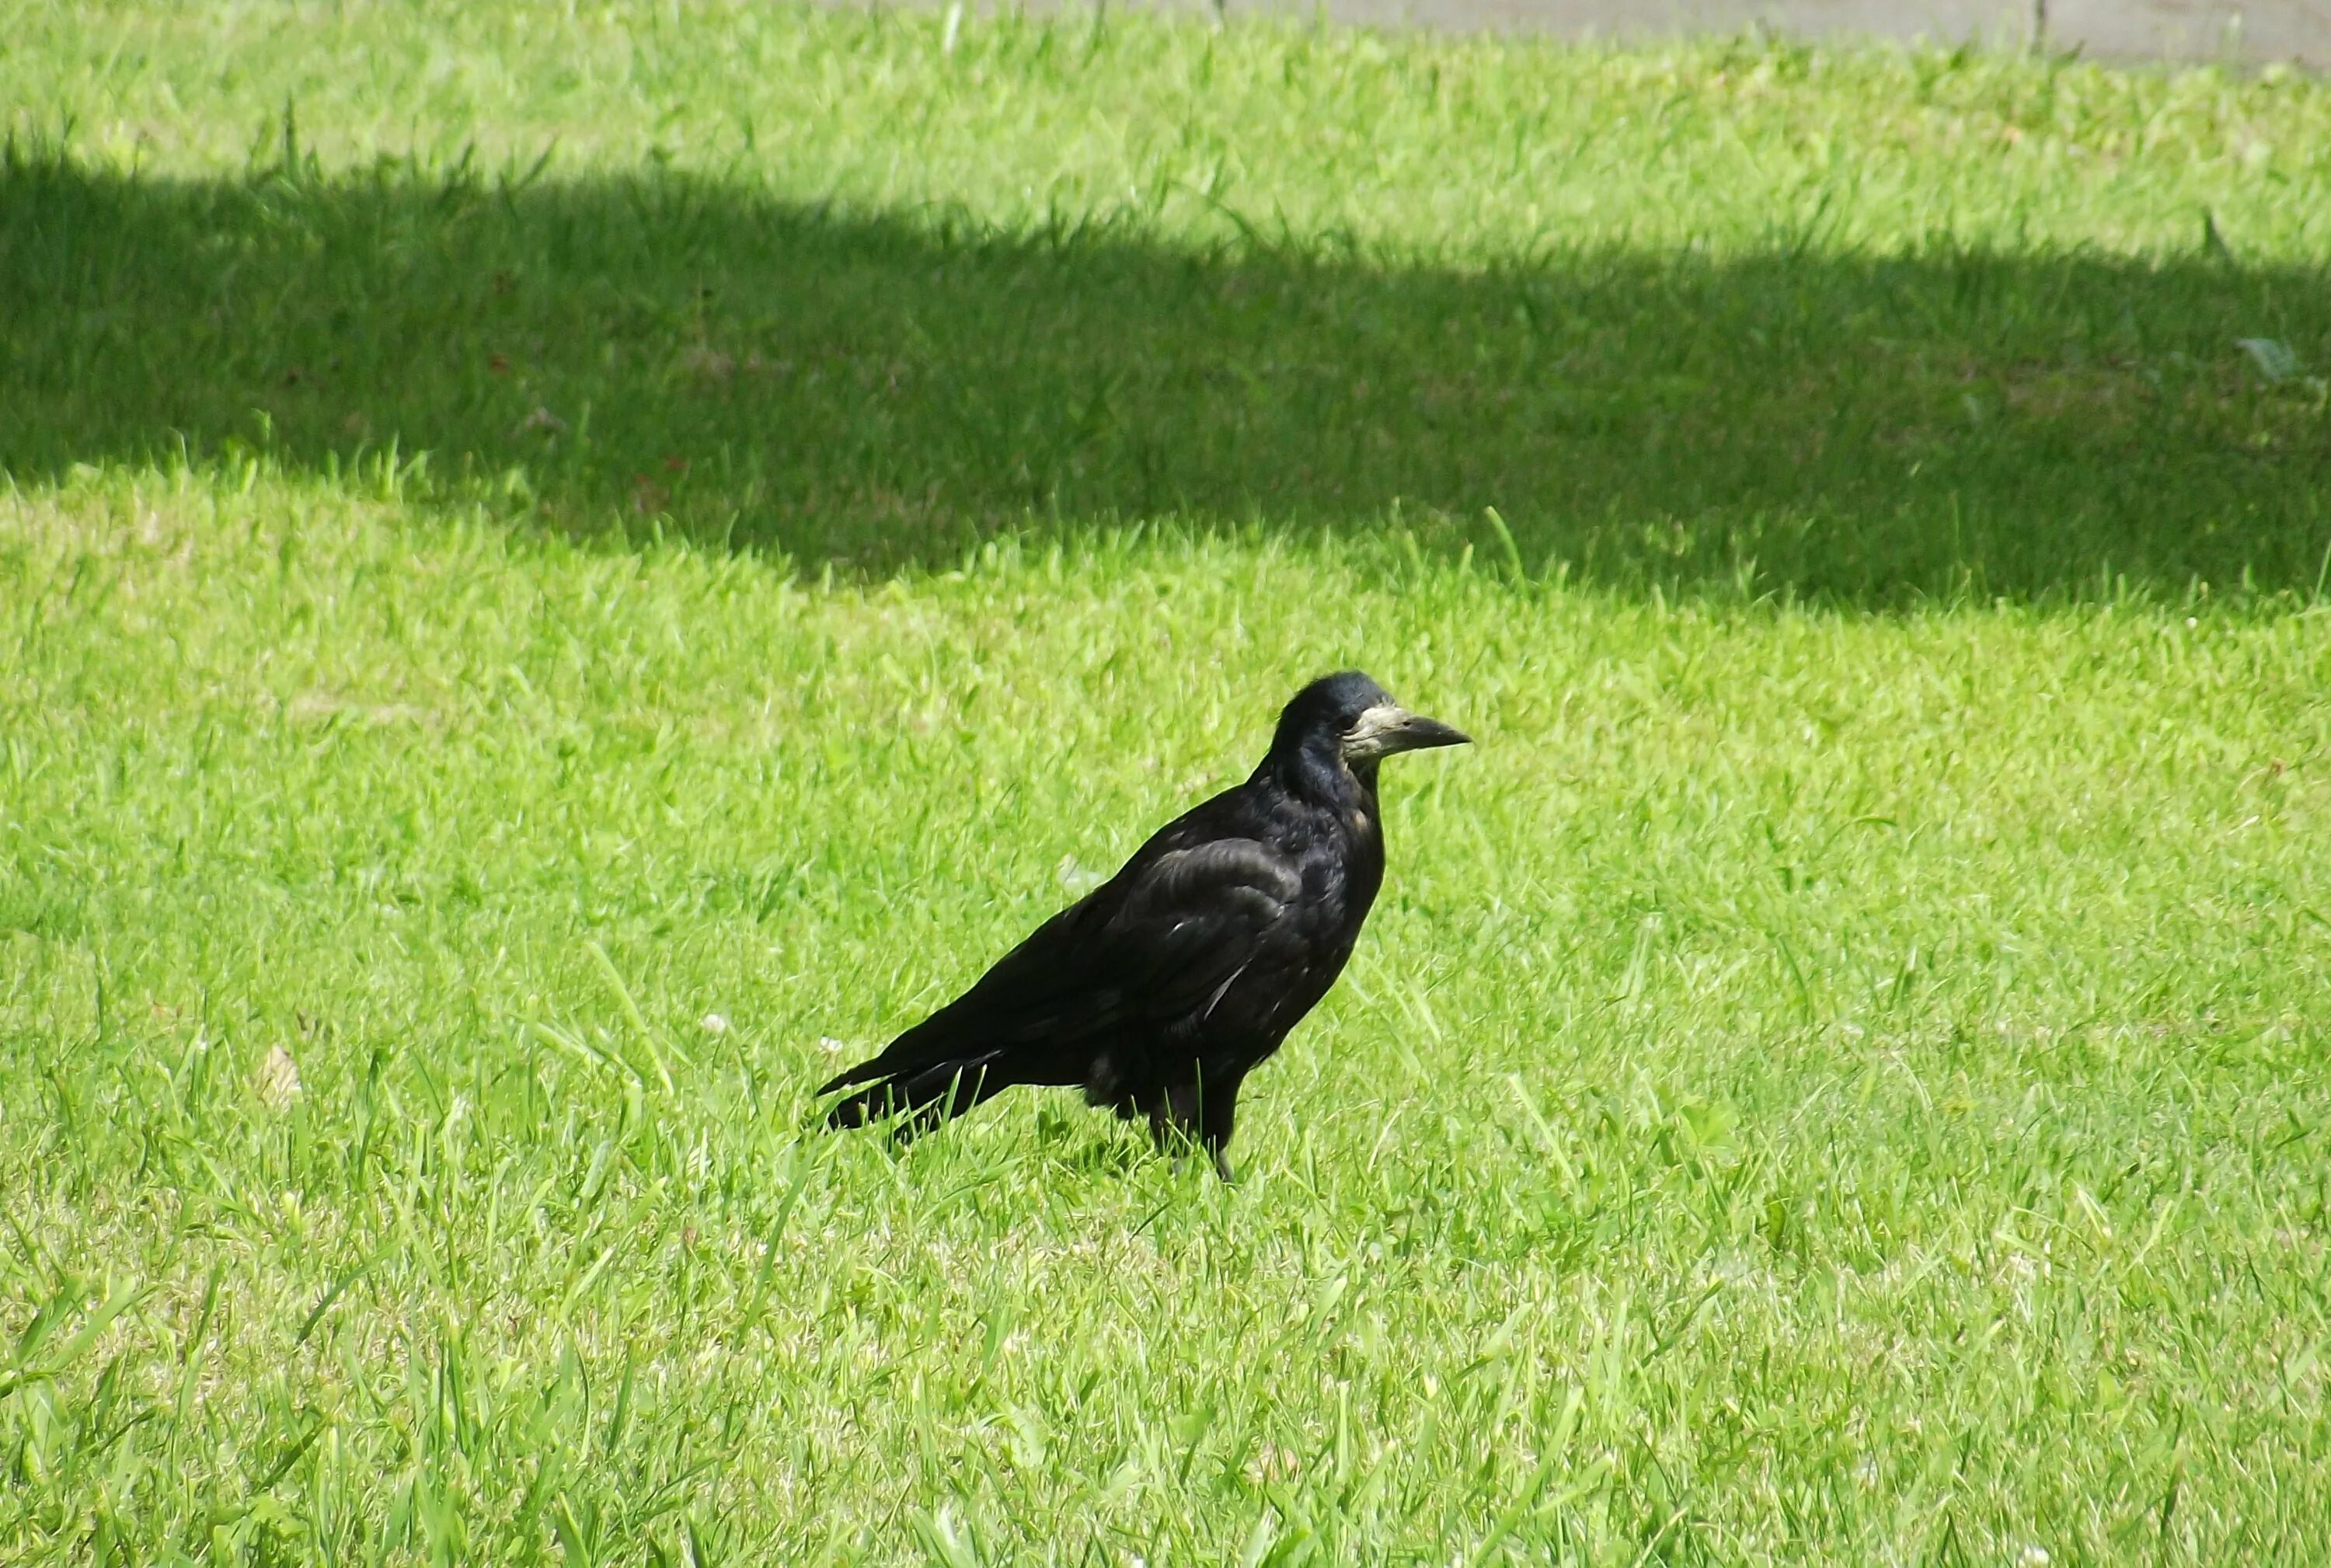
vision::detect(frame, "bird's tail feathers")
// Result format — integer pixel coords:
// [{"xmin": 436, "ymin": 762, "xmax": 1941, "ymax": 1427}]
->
[
  {"xmin": 816, "ymin": 1004, "xmax": 988, "ymax": 1099},
  {"xmin": 816, "ymin": 1057, "xmax": 888, "ymax": 1098},
  {"xmin": 822, "ymin": 1051, "xmax": 1012, "ymax": 1136}
]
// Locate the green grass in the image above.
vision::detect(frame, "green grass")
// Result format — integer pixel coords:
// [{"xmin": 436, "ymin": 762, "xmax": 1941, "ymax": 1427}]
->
[
  {"xmin": 8, "ymin": 0, "xmax": 2331, "ymax": 595},
  {"xmin": 5, "ymin": 2, "xmax": 2331, "ymax": 1563}
]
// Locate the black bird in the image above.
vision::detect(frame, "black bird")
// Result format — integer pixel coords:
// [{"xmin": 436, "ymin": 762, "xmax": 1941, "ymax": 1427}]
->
[{"xmin": 820, "ymin": 671, "xmax": 1468, "ymax": 1177}]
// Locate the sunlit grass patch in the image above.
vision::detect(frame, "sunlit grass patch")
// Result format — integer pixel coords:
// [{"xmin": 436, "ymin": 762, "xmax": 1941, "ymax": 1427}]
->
[{"xmin": 6, "ymin": 4, "xmax": 2331, "ymax": 1563}]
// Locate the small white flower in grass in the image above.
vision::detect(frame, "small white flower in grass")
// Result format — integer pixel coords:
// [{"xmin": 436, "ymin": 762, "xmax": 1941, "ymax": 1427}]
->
[
  {"xmin": 674, "ymin": 344, "xmax": 735, "ymax": 382},
  {"xmin": 819, "ymin": 1036, "xmax": 852, "ymax": 1054},
  {"xmin": 2019, "ymin": 1547, "xmax": 2051, "ymax": 1567},
  {"xmin": 256, "ymin": 1045, "xmax": 301, "ymax": 1110},
  {"xmin": 699, "ymin": 1012, "xmax": 729, "ymax": 1035},
  {"xmin": 2186, "ymin": 617, "xmax": 2199, "ymax": 629}
]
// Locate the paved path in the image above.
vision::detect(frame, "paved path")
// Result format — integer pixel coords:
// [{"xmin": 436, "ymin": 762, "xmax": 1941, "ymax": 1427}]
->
[{"xmin": 1070, "ymin": 0, "xmax": 2329, "ymax": 65}]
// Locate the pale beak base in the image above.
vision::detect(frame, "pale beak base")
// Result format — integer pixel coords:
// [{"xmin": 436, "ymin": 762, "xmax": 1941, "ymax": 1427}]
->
[{"xmin": 1342, "ymin": 703, "xmax": 1472, "ymax": 762}]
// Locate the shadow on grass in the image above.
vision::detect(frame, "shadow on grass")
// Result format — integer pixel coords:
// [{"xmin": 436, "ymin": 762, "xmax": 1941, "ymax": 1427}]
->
[{"xmin": 5, "ymin": 148, "xmax": 2328, "ymax": 602}]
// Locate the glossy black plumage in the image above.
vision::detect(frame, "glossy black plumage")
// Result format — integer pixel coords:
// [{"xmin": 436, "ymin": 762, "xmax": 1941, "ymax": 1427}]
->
[{"xmin": 818, "ymin": 671, "xmax": 1467, "ymax": 1177}]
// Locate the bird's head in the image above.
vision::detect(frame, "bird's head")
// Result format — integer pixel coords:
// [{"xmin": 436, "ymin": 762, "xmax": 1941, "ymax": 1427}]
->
[{"xmin": 1270, "ymin": 671, "xmax": 1469, "ymax": 789}]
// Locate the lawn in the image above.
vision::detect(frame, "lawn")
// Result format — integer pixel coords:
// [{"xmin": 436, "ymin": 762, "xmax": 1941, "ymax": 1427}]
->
[{"xmin": 5, "ymin": 2, "xmax": 2331, "ymax": 1563}]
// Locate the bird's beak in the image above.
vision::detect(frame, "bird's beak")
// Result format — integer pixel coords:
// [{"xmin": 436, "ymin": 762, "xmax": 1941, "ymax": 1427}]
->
[{"xmin": 1343, "ymin": 703, "xmax": 1472, "ymax": 762}]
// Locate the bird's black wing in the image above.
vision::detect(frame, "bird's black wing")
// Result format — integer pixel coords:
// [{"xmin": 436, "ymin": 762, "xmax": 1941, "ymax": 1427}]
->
[
  {"xmin": 818, "ymin": 832, "xmax": 1305, "ymax": 1110},
  {"xmin": 1097, "ymin": 838, "xmax": 1312, "ymax": 1026}
]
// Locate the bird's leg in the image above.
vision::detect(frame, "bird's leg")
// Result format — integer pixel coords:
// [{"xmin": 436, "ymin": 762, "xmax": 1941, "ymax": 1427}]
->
[
  {"xmin": 1197, "ymin": 1071, "xmax": 1244, "ymax": 1183},
  {"xmin": 1153, "ymin": 1075, "xmax": 1245, "ymax": 1181},
  {"xmin": 1164, "ymin": 1080, "xmax": 1204, "ymax": 1136},
  {"xmin": 1145, "ymin": 1097, "xmax": 1176, "ymax": 1155},
  {"xmin": 1150, "ymin": 1081, "xmax": 1209, "ymax": 1173}
]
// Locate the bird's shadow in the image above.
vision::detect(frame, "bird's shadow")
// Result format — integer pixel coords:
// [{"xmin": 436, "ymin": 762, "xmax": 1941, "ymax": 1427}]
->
[
  {"xmin": 1033, "ymin": 1106, "xmax": 1162, "ymax": 1181},
  {"xmin": 8, "ymin": 148, "xmax": 2330, "ymax": 603}
]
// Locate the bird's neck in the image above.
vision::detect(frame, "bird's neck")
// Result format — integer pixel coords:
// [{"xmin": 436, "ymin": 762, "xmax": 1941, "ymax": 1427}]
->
[{"xmin": 1262, "ymin": 741, "xmax": 1378, "ymax": 811}]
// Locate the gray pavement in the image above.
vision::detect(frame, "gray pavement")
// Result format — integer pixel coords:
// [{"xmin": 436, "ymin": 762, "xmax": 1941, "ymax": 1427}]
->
[{"xmin": 999, "ymin": 0, "xmax": 2331, "ymax": 66}]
